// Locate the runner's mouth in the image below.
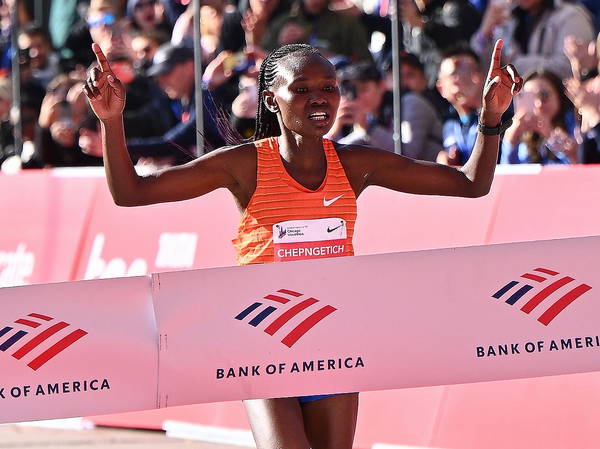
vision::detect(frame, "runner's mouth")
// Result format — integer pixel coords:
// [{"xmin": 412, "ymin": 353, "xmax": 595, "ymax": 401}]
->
[{"xmin": 307, "ymin": 112, "xmax": 330, "ymax": 122}]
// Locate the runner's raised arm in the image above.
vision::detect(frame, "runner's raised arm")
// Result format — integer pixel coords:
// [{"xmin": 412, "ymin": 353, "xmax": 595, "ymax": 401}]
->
[
  {"xmin": 83, "ymin": 44, "xmax": 243, "ymax": 207},
  {"xmin": 338, "ymin": 40, "xmax": 522, "ymax": 198}
]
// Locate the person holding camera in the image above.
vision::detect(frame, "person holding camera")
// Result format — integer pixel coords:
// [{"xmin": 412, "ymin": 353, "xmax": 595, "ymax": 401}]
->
[
  {"xmin": 329, "ymin": 60, "xmax": 443, "ymax": 160},
  {"xmin": 501, "ymin": 69, "xmax": 577, "ymax": 164},
  {"xmin": 327, "ymin": 63, "xmax": 396, "ymax": 153},
  {"xmin": 32, "ymin": 74, "xmax": 101, "ymax": 167},
  {"xmin": 17, "ymin": 24, "xmax": 60, "ymax": 89}
]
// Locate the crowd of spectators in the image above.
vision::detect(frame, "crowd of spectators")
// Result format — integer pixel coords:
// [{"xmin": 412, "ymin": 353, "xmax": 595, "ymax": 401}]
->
[{"xmin": 0, "ymin": 0, "xmax": 599, "ymax": 171}]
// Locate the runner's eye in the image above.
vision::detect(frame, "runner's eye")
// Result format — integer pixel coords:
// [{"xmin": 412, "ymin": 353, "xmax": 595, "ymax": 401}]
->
[
  {"xmin": 294, "ymin": 87, "xmax": 308, "ymax": 93},
  {"xmin": 323, "ymin": 85, "xmax": 336, "ymax": 92}
]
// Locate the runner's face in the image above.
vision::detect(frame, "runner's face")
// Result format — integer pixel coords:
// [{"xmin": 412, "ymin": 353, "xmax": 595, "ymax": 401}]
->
[{"xmin": 271, "ymin": 54, "xmax": 340, "ymax": 137}]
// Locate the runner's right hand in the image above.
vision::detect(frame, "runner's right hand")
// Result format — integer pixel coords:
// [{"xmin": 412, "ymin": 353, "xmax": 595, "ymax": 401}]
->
[{"xmin": 83, "ymin": 43, "xmax": 126, "ymax": 121}]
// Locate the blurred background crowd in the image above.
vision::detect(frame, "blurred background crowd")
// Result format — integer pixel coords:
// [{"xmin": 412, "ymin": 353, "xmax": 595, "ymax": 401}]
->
[{"xmin": 0, "ymin": 0, "xmax": 599, "ymax": 171}]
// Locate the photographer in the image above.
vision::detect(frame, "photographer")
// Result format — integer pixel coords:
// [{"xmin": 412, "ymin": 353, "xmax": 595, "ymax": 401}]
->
[
  {"xmin": 328, "ymin": 63, "xmax": 395, "ymax": 152},
  {"xmin": 33, "ymin": 74, "xmax": 101, "ymax": 167},
  {"xmin": 17, "ymin": 24, "xmax": 59, "ymax": 89},
  {"xmin": 329, "ymin": 61, "xmax": 443, "ymax": 161}
]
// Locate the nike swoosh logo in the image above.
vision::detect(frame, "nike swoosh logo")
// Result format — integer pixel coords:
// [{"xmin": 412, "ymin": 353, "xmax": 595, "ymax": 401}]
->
[
  {"xmin": 327, "ymin": 224, "xmax": 343, "ymax": 233},
  {"xmin": 323, "ymin": 194, "xmax": 344, "ymax": 207}
]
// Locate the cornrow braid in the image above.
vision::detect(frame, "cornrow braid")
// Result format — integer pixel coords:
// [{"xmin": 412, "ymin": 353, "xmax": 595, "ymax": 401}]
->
[{"xmin": 253, "ymin": 44, "xmax": 321, "ymax": 141}]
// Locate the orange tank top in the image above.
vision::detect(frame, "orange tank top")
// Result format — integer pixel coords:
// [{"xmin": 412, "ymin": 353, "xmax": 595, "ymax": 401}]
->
[{"xmin": 233, "ymin": 137, "xmax": 357, "ymax": 265}]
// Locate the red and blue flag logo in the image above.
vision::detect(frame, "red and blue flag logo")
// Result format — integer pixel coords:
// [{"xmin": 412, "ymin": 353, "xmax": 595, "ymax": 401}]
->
[
  {"xmin": 492, "ymin": 268, "xmax": 592, "ymax": 325},
  {"xmin": 235, "ymin": 289, "xmax": 336, "ymax": 347},
  {"xmin": 0, "ymin": 313, "xmax": 87, "ymax": 370}
]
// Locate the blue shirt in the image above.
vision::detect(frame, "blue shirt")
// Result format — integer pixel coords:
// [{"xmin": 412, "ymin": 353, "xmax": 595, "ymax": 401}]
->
[
  {"xmin": 500, "ymin": 140, "xmax": 570, "ymax": 165},
  {"xmin": 442, "ymin": 111, "xmax": 479, "ymax": 165}
]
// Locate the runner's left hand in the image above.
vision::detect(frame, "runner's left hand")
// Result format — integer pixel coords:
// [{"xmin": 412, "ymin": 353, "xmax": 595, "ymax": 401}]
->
[{"xmin": 481, "ymin": 40, "xmax": 522, "ymax": 124}]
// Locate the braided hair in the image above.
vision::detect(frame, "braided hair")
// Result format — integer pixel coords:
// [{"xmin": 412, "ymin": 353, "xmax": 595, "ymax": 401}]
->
[{"xmin": 253, "ymin": 44, "xmax": 322, "ymax": 140}]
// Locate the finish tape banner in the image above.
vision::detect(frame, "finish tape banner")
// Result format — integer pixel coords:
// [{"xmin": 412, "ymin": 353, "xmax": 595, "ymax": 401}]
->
[
  {"xmin": 155, "ymin": 236, "xmax": 600, "ymax": 405},
  {"xmin": 1, "ymin": 236, "xmax": 600, "ymax": 422}
]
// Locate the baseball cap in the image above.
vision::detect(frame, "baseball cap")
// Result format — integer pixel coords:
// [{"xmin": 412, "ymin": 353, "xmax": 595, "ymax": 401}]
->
[{"xmin": 147, "ymin": 43, "xmax": 194, "ymax": 77}]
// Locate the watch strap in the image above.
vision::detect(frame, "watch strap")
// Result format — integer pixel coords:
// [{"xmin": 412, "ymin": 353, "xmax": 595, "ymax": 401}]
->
[{"xmin": 478, "ymin": 118, "xmax": 513, "ymax": 136}]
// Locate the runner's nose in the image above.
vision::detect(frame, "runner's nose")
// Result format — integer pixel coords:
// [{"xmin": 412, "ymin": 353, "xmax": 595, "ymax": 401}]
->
[{"xmin": 310, "ymin": 96, "xmax": 327, "ymax": 106}]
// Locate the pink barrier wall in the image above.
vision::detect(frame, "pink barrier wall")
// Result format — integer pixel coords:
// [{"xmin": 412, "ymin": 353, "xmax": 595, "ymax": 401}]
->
[
  {"xmin": 1, "ymin": 172, "xmax": 101, "ymax": 286},
  {"xmin": 2, "ymin": 166, "xmax": 600, "ymax": 448}
]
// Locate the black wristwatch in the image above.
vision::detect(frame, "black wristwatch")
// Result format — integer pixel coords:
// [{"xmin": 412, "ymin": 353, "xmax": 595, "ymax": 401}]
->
[{"xmin": 478, "ymin": 118, "xmax": 513, "ymax": 136}]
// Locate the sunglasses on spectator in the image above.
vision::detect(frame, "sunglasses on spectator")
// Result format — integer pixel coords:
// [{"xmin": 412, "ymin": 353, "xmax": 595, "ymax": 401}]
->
[
  {"xmin": 87, "ymin": 12, "xmax": 116, "ymax": 28},
  {"xmin": 135, "ymin": 0, "xmax": 157, "ymax": 9}
]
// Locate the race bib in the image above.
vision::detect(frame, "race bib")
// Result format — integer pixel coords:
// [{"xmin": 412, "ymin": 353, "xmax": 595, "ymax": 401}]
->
[{"xmin": 273, "ymin": 218, "xmax": 347, "ymax": 262}]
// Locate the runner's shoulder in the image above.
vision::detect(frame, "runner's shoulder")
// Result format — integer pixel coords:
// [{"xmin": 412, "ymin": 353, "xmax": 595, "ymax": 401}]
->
[
  {"xmin": 198, "ymin": 142, "xmax": 256, "ymax": 168},
  {"xmin": 207, "ymin": 141, "xmax": 257, "ymax": 159},
  {"xmin": 332, "ymin": 141, "xmax": 397, "ymax": 167}
]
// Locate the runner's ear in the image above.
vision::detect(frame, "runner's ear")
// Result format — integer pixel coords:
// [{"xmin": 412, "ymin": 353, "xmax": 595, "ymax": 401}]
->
[{"xmin": 263, "ymin": 91, "xmax": 279, "ymax": 113}]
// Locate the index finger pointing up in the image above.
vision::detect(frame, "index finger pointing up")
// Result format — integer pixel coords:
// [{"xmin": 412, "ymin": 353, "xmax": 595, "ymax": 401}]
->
[
  {"xmin": 92, "ymin": 43, "xmax": 112, "ymax": 72},
  {"xmin": 488, "ymin": 39, "xmax": 504, "ymax": 78}
]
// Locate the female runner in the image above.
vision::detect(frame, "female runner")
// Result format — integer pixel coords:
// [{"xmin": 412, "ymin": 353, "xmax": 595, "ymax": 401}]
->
[{"xmin": 84, "ymin": 40, "xmax": 521, "ymax": 449}]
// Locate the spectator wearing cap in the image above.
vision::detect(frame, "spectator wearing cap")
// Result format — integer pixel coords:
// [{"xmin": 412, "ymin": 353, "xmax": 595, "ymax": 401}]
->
[
  {"xmin": 401, "ymin": 0, "xmax": 481, "ymax": 86},
  {"xmin": 89, "ymin": 15, "xmax": 176, "ymax": 140},
  {"xmin": 122, "ymin": 43, "xmax": 226, "ymax": 164},
  {"xmin": 261, "ymin": 0, "xmax": 372, "ymax": 61}
]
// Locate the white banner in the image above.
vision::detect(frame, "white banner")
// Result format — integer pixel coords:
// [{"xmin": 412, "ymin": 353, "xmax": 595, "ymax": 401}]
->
[
  {"xmin": 155, "ymin": 236, "xmax": 600, "ymax": 406},
  {"xmin": 0, "ymin": 276, "xmax": 157, "ymax": 422}
]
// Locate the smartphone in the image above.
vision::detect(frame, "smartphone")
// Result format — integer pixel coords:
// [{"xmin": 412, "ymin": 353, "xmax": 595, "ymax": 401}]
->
[{"xmin": 516, "ymin": 91, "xmax": 535, "ymax": 114}]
